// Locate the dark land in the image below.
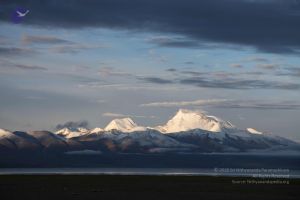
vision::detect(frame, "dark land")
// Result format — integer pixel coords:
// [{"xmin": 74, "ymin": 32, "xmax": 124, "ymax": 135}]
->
[
  {"xmin": 1, "ymin": 153, "xmax": 299, "ymax": 199},
  {"xmin": 0, "ymin": 152, "xmax": 300, "ymax": 169},
  {"xmin": 0, "ymin": 175, "xmax": 299, "ymax": 200}
]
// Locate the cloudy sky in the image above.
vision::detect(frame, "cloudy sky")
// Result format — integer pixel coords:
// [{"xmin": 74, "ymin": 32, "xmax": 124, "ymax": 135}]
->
[{"xmin": 0, "ymin": 0, "xmax": 300, "ymax": 141}]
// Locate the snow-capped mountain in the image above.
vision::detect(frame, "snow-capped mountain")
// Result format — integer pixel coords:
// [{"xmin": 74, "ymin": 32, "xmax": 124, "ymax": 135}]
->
[
  {"xmin": 0, "ymin": 129, "xmax": 67, "ymax": 151},
  {"xmin": 27, "ymin": 131, "xmax": 68, "ymax": 150},
  {"xmin": 0, "ymin": 129, "xmax": 41, "ymax": 150},
  {"xmin": 55, "ymin": 118, "xmax": 147, "ymax": 138},
  {"xmin": 156, "ymin": 109, "xmax": 235, "ymax": 133},
  {"xmin": 56, "ymin": 127, "xmax": 90, "ymax": 138},
  {"xmin": 104, "ymin": 118, "xmax": 146, "ymax": 132},
  {"xmin": 90, "ymin": 127, "xmax": 104, "ymax": 134},
  {"xmin": 0, "ymin": 109, "xmax": 299, "ymax": 154},
  {"xmin": 0, "ymin": 128, "xmax": 13, "ymax": 138},
  {"xmin": 247, "ymin": 128, "xmax": 263, "ymax": 135},
  {"xmin": 75, "ymin": 128, "xmax": 195, "ymax": 153}
]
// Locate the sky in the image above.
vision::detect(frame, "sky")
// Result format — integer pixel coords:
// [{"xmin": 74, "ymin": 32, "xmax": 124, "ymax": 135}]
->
[{"xmin": 0, "ymin": 0, "xmax": 300, "ymax": 141}]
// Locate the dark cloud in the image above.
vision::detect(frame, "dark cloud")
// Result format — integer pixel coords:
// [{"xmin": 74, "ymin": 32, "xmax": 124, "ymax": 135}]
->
[
  {"xmin": 148, "ymin": 36, "xmax": 241, "ymax": 50},
  {"xmin": 10, "ymin": 64, "xmax": 47, "ymax": 71},
  {"xmin": 55, "ymin": 120, "xmax": 89, "ymax": 130},
  {"xmin": 149, "ymin": 37, "xmax": 200, "ymax": 48},
  {"xmin": 276, "ymin": 67, "xmax": 300, "ymax": 77},
  {"xmin": 98, "ymin": 67, "xmax": 134, "ymax": 77},
  {"xmin": 181, "ymin": 71, "xmax": 208, "ymax": 76},
  {"xmin": 242, "ymin": 71, "xmax": 265, "ymax": 76},
  {"xmin": 0, "ymin": 47, "xmax": 36, "ymax": 56},
  {"xmin": 141, "ymin": 68, "xmax": 300, "ymax": 90},
  {"xmin": 166, "ymin": 68, "xmax": 177, "ymax": 72},
  {"xmin": 20, "ymin": 35, "xmax": 105, "ymax": 54},
  {"xmin": 54, "ymin": 73, "xmax": 103, "ymax": 84},
  {"xmin": 21, "ymin": 35, "xmax": 72, "ymax": 45},
  {"xmin": 50, "ymin": 44, "xmax": 103, "ymax": 54},
  {"xmin": 139, "ymin": 77, "xmax": 174, "ymax": 84},
  {"xmin": 256, "ymin": 63, "xmax": 280, "ymax": 70},
  {"xmin": 2, "ymin": 0, "xmax": 300, "ymax": 54},
  {"xmin": 0, "ymin": 60, "xmax": 47, "ymax": 71},
  {"xmin": 180, "ymin": 77, "xmax": 300, "ymax": 90},
  {"xmin": 141, "ymin": 99, "xmax": 300, "ymax": 110},
  {"xmin": 246, "ymin": 57, "xmax": 269, "ymax": 63},
  {"xmin": 218, "ymin": 101, "xmax": 300, "ymax": 110},
  {"xmin": 230, "ymin": 64, "xmax": 243, "ymax": 68},
  {"xmin": 184, "ymin": 61, "xmax": 195, "ymax": 65}
]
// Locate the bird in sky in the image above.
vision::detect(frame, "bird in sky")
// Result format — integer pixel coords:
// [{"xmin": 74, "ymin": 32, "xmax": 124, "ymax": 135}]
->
[{"xmin": 16, "ymin": 9, "xmax": 29, "ymax": 17}]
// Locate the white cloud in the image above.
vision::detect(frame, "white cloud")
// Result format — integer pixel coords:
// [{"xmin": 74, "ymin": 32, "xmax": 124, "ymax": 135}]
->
[
  {"xmin": 140, "ymin": 99, "xmax": 300, "ymax": 110},
  {"xmin": 51, "ymin": 44, "xmax": 105, "ymax": 54},
  {"xmin": 21, "ymin": 35, "xmax": 72, "ymax": 45},
  {"xmin": 102, "ymin": 112, "xmax": 156, "ymax": 118},
  {"xmin": 140, "ymin": 99, "xmax": 229, "ymax": 107},
  {"xmin": 78, "ymin": 83, "xmax": 198, "ymax": 91},
  {"xmin": 98, "ymin": 67, "xmax": 133, "ymax": 77},
  {"xmin": 257, "ymin": 63, "xmax": 280, "ymax": 70},
  {"xmin": 102, "ymin": 112, "xmax": 128, "ymax": 118}
]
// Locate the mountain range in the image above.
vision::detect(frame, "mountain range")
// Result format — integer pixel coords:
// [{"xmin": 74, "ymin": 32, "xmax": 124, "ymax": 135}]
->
[{"xmin": 1, "ymin": 109, "xmax": 299, "ymax": 154}]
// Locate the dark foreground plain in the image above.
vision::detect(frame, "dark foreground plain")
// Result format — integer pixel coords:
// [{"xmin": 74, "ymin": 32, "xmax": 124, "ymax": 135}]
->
[
  {"xmin": 1, "ymin": 153, "xmax": 300, "ymax": 169},
  {"xmin": 0, "ymin": 175, "xmax": 299, "ymax": 200}
]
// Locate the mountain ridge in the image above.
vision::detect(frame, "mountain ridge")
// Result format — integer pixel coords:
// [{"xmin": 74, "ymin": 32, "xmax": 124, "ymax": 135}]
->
[{"xmin": 1, "ymin": 109, "xmax": 299, "ymax": 154}]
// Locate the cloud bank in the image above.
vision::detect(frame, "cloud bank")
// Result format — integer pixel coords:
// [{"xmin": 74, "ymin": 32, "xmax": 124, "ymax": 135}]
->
[
  {"xmin": 141, "ymin": 99, "xmax": 300, "ymax": 110},
  {"xmin": 55, "ymin": 120, "xmax": 89, "ymax": 130},
  {"xmin": 2, "ymin": 0, "xmax": 300, "ymax": 54}
]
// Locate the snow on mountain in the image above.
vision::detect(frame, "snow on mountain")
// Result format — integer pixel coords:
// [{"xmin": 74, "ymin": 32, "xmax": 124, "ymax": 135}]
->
[
  {"xmin": 0, "ymin": 128, "xmax": 13, "ymax": 138},
  {"xmin": 56, "ymin": 127, "xmax": 90, "ymax": 138},
  {"xmin": 1, "ymin": 109, "xmax": 299, "ymax": 154},
  {"xmin": 75, "ymin": 128, "xmax": 196, "ymax": 153},
  {"xmin": 123, "ymin": 129, "xmax": 195, "ymax": 149},
  {"xmin": 27, "ymin": 131, "xmax": 68, "ymax": 150},
  {"xmin": 0, "ymin": 129, "xmax": 19, "ymax": 149},
  {"xmin": 247, "ymin": 128, "xmax": 263, "ymax": 135},
  {"xmin": 0, "ymin": 129, "xmax": 42, "ymax": 150},
  {"xmin": 90, "ymin": 127, "xmax": 104, "ymax": 134},
  {"xmin": 156, "ymin": 109, "xmax": 235, "ymax": 133},
  {"xmin": 104, "ymin": 118, "xmax": 144, "ymax": 132}
]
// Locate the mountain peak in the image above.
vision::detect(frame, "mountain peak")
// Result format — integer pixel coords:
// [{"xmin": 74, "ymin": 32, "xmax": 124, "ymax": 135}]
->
[
  {"xmin": 156, "ymin": 109, "xmax": 235, "ymax": 133},
  {"xmin": 176, "ymin": 109, "xmax": 206, "ymax": 116},
  {"xmin": 247, "ymin": 128, "xmax": 263, "ymax": 135},
  {"xmin": 90, "ymin": 127, "xmax": 104, "ymax": 134},
  {"xmin": 0, "ymin": 128, "xmax": 13, "ymax": 137},
  {"xmin": 55, "ymin": 127, "xmax": 89, "ymax": 138},
  {"xmin": 104, "ymin": 118, "xmax": 138, "ymax": 132}
]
